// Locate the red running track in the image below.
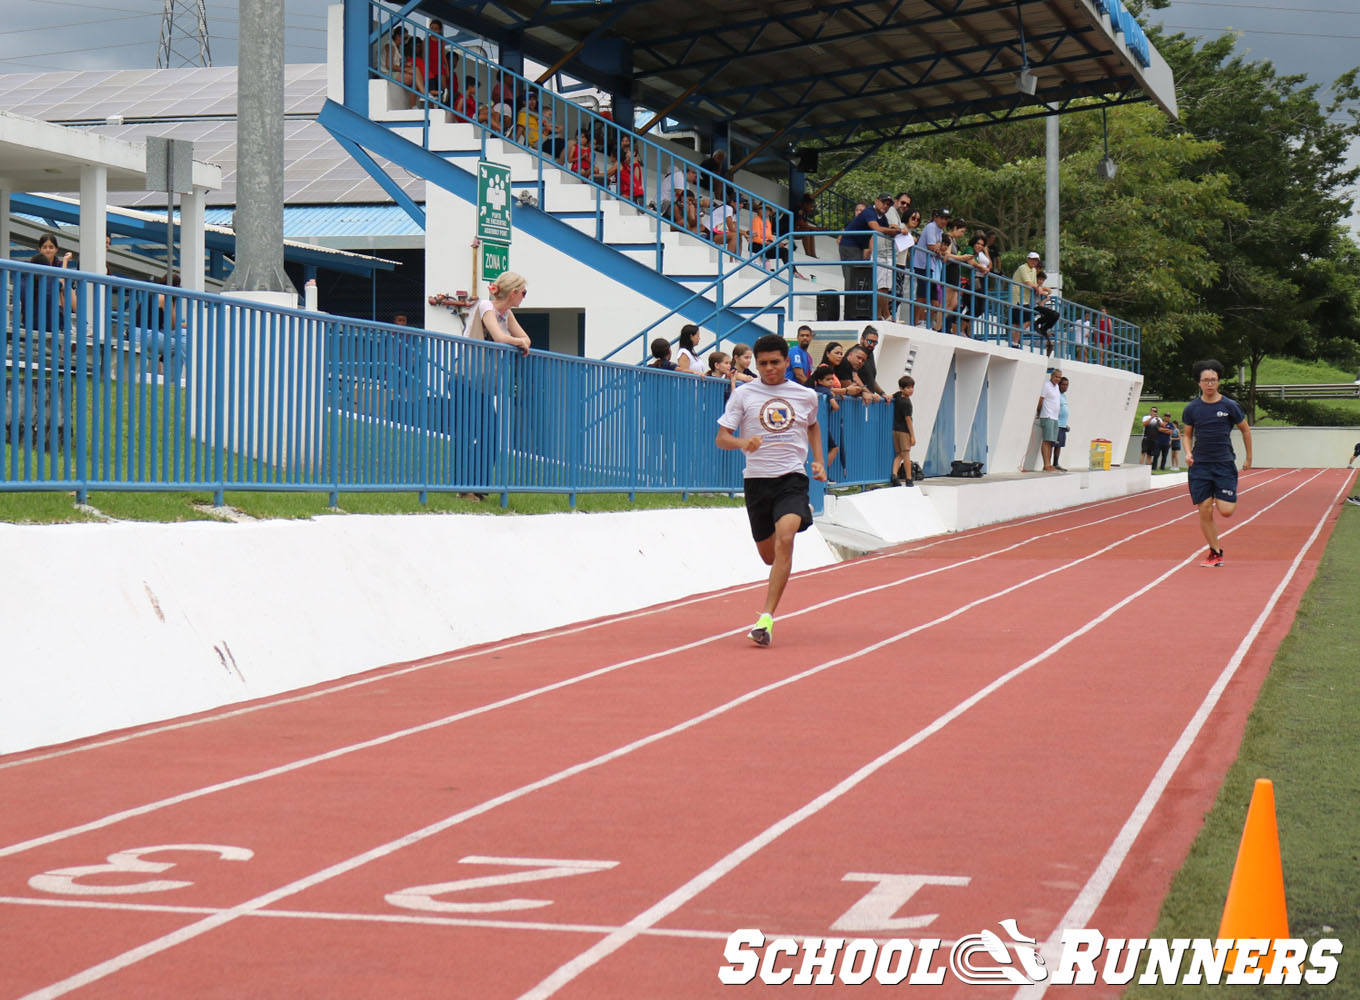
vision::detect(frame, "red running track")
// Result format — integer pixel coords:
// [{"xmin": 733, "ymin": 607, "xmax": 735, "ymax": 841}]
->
[{"xmin": 0, "ymin": 469, "xmax": 1350, "ymax": 999}]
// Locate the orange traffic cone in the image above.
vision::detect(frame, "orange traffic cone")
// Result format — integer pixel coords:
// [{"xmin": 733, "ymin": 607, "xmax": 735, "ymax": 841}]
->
[{"xmin": 1218, "ymin": 779, "xmax": 1290, "ymax": 972}]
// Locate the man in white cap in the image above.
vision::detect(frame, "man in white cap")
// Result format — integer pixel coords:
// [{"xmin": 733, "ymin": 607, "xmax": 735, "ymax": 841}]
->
[{"xmin": 1011, "ymin": 251, "xmax": 1046, "ymax": 348}]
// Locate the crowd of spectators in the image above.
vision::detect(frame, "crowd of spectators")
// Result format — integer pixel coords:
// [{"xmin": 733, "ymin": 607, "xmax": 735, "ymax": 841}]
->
[{"xmin": 824, "ymin": 192, "xmax": 1116, "ymax": 361}]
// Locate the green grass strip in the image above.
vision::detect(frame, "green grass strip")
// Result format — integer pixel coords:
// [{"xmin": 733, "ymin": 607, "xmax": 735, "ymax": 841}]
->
[
  {"xmin": 0, "ymin": 489, "xmax": 744, "ymax": 524},
  {"xmin": 1125, "ymin": 489, "xmax": 1360, "ymax": 998}
]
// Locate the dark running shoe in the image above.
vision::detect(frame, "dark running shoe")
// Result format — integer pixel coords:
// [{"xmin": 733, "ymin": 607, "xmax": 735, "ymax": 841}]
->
[
  {"xmin": 748, "ymin": 613, "xmax": 774, "ymax": 647},
  {"xmin": 1346, "ymin": 496, "xmax": 1360, "ymax": 507},
  {"xmin": 1200, "ymin": 548, "xmax": 1224, "ymax": 568}
]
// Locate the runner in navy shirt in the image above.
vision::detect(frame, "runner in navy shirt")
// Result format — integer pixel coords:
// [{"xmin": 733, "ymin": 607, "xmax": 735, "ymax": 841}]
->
[{"xmin": 1181, "ymin": 359, "xmax": 1252, "ymax": 567}]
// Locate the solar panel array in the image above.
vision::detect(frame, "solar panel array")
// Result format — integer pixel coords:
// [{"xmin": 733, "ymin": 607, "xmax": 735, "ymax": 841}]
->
[{"xmin": 0, "ymin": 64, "xmax": 423, "ymax": 208}]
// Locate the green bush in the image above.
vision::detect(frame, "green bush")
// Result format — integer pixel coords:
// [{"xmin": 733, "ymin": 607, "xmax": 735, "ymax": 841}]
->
[{"xmin": 1255, "ymin": 395, "xmax": 1360, "ymax": 427}]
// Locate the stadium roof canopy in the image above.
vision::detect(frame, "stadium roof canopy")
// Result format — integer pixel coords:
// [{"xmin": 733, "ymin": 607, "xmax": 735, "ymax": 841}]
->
[{"xmin": 425, "ymin": 0, "xmax": 1177, "ymax": 152}]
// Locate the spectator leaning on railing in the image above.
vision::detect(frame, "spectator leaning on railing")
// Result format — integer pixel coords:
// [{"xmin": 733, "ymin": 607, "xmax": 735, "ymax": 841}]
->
[
  {"xmin": 912, "ymin": 208, "xmax": 949, "ymax": 330},
  {"xmin": 839, "ymin": 196, "xmax": 900, "ymax": 321}
]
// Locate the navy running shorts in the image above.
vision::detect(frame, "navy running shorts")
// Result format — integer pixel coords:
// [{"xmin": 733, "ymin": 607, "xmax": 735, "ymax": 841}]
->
[{"xmin": 1188, "ymin": 461, "xmax": 1238, "ymax": 505}]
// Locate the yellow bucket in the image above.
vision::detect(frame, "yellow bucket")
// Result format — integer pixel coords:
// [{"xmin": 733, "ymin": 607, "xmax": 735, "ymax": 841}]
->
[{"xmin": 1089, "ymin": 438, "xmax": 1112, "ymax": 471}]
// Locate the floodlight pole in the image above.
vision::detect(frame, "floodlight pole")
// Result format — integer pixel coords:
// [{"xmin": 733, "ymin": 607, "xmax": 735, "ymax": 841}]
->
[
  {"xmin": 1045, "ymin": 112, "xmax": 1059, "ymax": 290},
  {"xmin": 225, "ymin": 0, "xmax": 294, "ymax": 296}
]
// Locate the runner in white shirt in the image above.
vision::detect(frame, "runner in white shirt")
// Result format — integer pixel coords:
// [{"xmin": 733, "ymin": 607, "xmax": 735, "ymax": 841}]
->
[{"xmin": 716, "ymin": 333, "xmax": 827, "ymax": 646}]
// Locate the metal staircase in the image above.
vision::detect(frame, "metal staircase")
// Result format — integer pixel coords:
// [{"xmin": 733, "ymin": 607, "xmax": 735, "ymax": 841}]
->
[{"xmin": 323, "ymin": 3, "xmax": 818, "ymax": 360}]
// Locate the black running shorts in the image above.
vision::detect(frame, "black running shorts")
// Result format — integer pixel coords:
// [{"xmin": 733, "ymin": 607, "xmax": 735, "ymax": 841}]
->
[{"xmin": 744, "ymin": 472, "xmax": 813, "ymax": 542}]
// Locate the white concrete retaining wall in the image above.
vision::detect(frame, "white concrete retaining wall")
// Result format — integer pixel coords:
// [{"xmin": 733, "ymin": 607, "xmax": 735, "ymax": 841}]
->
[
  {"xmin": 804, "ymin": 321, "xmax": 1143, "ymax": 476},
  {"xmin": 1123, "ymin": 426, "xmax": 1360, "ymax": 467},
  {"xmin": 0, "ymin": 509, "xmax": 835, "ymax": 756}
]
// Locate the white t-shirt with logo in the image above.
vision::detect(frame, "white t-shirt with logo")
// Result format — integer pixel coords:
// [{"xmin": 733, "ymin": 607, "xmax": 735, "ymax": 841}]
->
[{"xmin": 717, "ymin": 377, "xmax": 820, "ymax": 479}]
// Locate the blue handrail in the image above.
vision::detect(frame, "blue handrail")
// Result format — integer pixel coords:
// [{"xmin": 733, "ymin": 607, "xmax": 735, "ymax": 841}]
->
[{"xmin": 2, "ymin": 260, "xmax": 767, "ymax": 502}]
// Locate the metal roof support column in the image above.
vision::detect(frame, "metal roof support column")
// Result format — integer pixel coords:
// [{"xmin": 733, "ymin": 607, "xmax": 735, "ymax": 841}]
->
[
  {"xmin": 0, "ymin": 189, "xmax": 10, "ymax": 270},
  {"xmin": 343, "ymin": 0, "xmax": 369, "ymax": 118},
  {"xmin": 228, "ymin": 0, "xmax": 294, "ymax": 297},
  {"xmin": 182, "ymin": 186, "xmax": 207, "ymax": 292},
  {"xmin": 78, "ymin": 164, "xmax": 107, "ymax": 279},
  {"xmin": 1045, "ymin": 112, "xmax": 1059, "ymax": 290}
]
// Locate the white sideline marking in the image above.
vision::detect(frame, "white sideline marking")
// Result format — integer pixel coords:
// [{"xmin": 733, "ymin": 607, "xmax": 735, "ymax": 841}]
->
[
  {"xmin": 0, "ymin": 473, "xmax": 1215, "ymax": 771},
  {"xmin": 0, "ymin": 893, "xmax": 952, "ymax": 947},
  {"xmin": 0, "ymin": 475, "xmax": 1256, "ymax": 861},
  {"xmin": 1011, "ymin": 469, "xmax": 1346, "ymax": 1000},
  {"xmin": 17, "ymin": 476, "xmax": 1295, "ymax": 999},
  {"xmin": 0, "ymin": 474, "xmax": 1293, "ymax": 862},
  {"xmin": 517, "ymin": 470, "xmax": 1330, "ymax": 999}
]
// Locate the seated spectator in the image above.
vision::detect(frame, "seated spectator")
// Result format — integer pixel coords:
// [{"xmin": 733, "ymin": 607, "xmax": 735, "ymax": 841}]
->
[
  {"xmin": 425, "ymin": 20, "xmax": 453, "ymax": 103},
  {"xmin": 455, "ymin": 75, "xmax": 479, "ymax": 122},
  {"xmin": 397, "ymin": 27, "xmax": 428, "ymax": 108},
  {"xmin": 749, "ymin": 204, "xmax": 773, "ymax": 264},
  {"xmin": 516, "ymin": 91, "xmax": 541, "ymax": 146},
  {"xmin": 709, "ymin": 193, "xmax": 745, "ymax": 254},
  {"xmin": 794, "ymin": 193, "xmax": 822, "ymax": 258},
  {"xmin": 539, "ymin": 102, "xmax": 565, "ymax": 158},
  {"xmin": 658, "ymin": 165, "xmax": 696, "ymax": 218},
  {"xmin": 566, "ymin": 128, "xmax": 595, "ymax": 176},
  {"xmin": 648, "ymin": 337, "xmax": 678, "ymax": 370},
  {"xmin": 1034, "ymin": 269, "xmax": 1060, "ymax": 355},
  {"xmin": 616, "ymin": 145, "xmax": 644, "ymax": 204},
  {"xmin": 493, "ymin": 100, "xmax": 515, "ymax": 134}
]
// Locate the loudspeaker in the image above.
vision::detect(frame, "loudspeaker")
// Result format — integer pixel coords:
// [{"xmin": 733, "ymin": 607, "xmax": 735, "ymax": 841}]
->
[
  {"xmin": 796, "ymin": 149, "xmax": 819, "ymax": 173},
  {"xmin": 816, "ymin": 293, "xmax": 839, "ymax": 322}
]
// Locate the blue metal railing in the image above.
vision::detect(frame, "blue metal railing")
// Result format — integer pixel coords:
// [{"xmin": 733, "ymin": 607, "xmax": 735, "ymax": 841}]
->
[
  {"xmin": 787, "ymin": 231, "xmax": 1140, "ymax": 372},
  {"xmin": 2, "ymin": 261, "xmax": 768, "ymax": 503}
]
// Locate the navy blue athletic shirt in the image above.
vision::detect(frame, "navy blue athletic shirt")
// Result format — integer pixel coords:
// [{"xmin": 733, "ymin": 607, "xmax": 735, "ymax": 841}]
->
[{"xmin": 1182, "ymin": 396, "xmax": 1246, "ymax": 463}]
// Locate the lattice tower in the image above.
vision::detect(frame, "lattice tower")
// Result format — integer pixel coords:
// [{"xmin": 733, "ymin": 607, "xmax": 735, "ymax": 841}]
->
[{"xmin": 157, "ymin": 0, "xmax": 213, "ymax": 68}]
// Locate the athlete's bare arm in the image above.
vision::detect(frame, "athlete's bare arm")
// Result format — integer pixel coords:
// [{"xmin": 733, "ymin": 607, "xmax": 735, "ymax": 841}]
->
[{"xmin": 716, "ymin": 426, "xmax": 761, "ymax": 453}]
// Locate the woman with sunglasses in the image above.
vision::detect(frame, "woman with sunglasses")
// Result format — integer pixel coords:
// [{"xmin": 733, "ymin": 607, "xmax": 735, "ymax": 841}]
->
[
  {"xmin": 893, "ymin": 210, "xmax": 921, "ymax": 321},
  {"xmin": 964, "ymin": 233, "xmax": 992, "ymax": 339}
]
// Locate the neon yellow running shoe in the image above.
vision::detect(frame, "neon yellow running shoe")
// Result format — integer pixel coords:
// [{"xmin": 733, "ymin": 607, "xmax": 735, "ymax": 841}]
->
[{"xmin": 748, "ymin": 613, "xmax": 774, "ymax": 647}]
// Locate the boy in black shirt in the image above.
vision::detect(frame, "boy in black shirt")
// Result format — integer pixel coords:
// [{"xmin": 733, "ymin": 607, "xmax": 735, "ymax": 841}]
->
[
  {"xmin": 1182, "ymin": 359, "xmax": 1252, "ymax": 567},
  {"xmin": 891, "ymin": 375, "xmax": 916, "ymax": 486}
]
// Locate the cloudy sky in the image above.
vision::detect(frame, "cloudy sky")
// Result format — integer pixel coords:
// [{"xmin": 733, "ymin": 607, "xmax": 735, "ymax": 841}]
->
[{"xmin": 1, "ymin": 1, "xmax": 1355, "ymax": 223}]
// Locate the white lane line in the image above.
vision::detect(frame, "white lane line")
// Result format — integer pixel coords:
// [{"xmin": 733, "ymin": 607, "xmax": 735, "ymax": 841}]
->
[
  {"xmin": 0, "ymin": 473, "xmax": 1219, "ymax": 771},
  {"xmin": 18, "ymin": 488, "xmax": 1223, "ymax": 1000},
  {"xmin": 0, "ymin": 893, "xmax": 926, "ymax": 946},
  {"xmin": 515, "ymin": 470, "xmax": 1329, "ymax": 1000},
  {"xmin": 1011, "ymin": 469, "xmax": 1347, "ymax": 1000},
  {"xmin": 1, "ymin": 473, "xmax": 1253, "ymax": 861}
]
